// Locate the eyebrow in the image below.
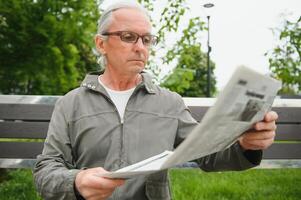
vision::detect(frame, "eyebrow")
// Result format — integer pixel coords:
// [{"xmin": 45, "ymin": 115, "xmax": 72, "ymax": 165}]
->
[{"xmin": 108, "ymin": 30, "xmax": 153, "ymax": 35}]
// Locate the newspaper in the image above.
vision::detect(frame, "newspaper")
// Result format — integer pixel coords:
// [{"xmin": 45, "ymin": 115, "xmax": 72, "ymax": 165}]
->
[{"xmin": 100, "ymin": 66, "xmax": 282, "ymax": 179}]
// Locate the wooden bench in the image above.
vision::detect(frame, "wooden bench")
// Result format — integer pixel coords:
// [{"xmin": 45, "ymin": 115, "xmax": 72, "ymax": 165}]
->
[{"xmin": 0, "ymin": 95, "xmax": 300, "ymax": 168}]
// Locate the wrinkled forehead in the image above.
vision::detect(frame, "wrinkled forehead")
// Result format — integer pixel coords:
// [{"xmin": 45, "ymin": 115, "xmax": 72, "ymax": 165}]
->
[{"xmin": 110, "ymin": 8, "xmax": 152, "ymax": 32}]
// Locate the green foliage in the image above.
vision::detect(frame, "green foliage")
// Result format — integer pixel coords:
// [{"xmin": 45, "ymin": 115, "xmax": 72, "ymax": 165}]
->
[
  {"xmin": 266, "ymin": 16, "xmax": 301, "ymax": 95},
  {"xmin": 0, "ymin": 0, "xmax": 215, "ymax": 96},
  {"xmin": 161, "ymin": 68, "xmax": 195, "ymax": 94},
  {"xmin": 0, "ymin": 169, "xmax": 41, "ymax": 200},
  {"xmin": 139, "ymin": 1, "xmax": 217, "ymax": 96},
  {"xmin": 161, "ymin": 17, "xmax": 216, "ymax": 97},
  {"xmin": 0, "ymin": 0, "xmax": 99, "ymax": 95},
  {"xmin": 139, "ymin": 0, "xmax": 189, "ymax": 40},
  {"xmin": 138, "ymin": 0, "xmax": 217, "ymax": 96},
  {"xmin": 170, "ymin": 168, "xmax": 301, "ymax": 200},
  {"xmin": 138, "ymin": 0, "xmax": 191, "ymax": 82}
]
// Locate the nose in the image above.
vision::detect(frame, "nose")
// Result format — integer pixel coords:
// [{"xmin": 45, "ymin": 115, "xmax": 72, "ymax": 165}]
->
[
  {"xmin": 133, "ymin": 37, "xmax": 147, "ymax": 50},
  {"xmin": 132, "ymin": 38, "xmax": 148, "ymax": 60}
]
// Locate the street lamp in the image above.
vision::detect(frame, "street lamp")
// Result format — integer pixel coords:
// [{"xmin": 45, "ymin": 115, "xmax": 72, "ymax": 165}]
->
[{"xmin": 203, "ymin": 3, "xmax": 214, "ymax": 97}]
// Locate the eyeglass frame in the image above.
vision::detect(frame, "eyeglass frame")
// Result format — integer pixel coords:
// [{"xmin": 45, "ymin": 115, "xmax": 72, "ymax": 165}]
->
[{"xmin": 101, "ymin": 31, "xmax": 159, "ymax": 47}]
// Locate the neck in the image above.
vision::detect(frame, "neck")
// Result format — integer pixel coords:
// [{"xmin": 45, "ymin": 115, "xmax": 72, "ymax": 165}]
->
[{"xmin": 100, "ymin": 70, "xmax": 142, "ymax": 91}]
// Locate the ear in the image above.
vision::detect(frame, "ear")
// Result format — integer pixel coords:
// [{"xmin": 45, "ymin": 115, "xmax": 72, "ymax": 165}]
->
[{"xmin": 95, "ymin": 34, "xmax": 106, "ymax": 55}]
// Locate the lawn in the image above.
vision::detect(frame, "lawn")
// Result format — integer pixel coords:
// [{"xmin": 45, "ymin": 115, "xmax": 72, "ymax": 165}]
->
[
  {"xmin": 0, "ymin": 168, "xmax": 300, "ymax": 199},
  {"xmin": 0, "ymin": 169, "xmax": 41, "ymax": 200},
  {"xmin": 169, "ymin": 168, "xmax": 301, "ymax": 200}
]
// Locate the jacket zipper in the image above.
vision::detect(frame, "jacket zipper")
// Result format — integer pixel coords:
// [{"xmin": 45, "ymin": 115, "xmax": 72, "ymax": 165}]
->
[{"xmin": 94, "ymin": 84, "xmax": 145, "ymax": 169}]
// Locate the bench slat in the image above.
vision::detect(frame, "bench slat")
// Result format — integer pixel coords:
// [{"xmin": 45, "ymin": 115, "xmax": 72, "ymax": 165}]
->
[
  {"xmin": 0, "ymin": 158, "xmax": 36, "ymax": 169},
  {"xmin": 0, "ymin": 104, "xmax": 54, "ymax": 121},
  {"xmin": 1, "ymin": 104, "xmax": 300, "ymax": 123},
  {"xmin": 273, "ymin": 107, "xmax": 301, "ymax": 123},
  {"xmin": 0, "ymin": 121, "xmax": 48, "ymax": 139},
  {"xmin": 0, "ymin": 142, "xmax": 44, "ymax": 159},
  {"xmin": 263, "ymin": 143, "xmax": 301, "ymax": 159},
  {"xmin": 1, "ymin": 143, "xmax": 299, "ymax": 159},
  {"xmin": 188, "ymin": 106, "xmax": 301, "ymax": 123},
  {"xmin": 276, "ymin": 124, "xmax": 301, "ymax": 141},
  {"xmin": 0, "ymin": 123, "xmax": 298, "ymax": 142},
  {"xmin": 0, "ymin": 100, "xmax": 300, "ymax": 168}
]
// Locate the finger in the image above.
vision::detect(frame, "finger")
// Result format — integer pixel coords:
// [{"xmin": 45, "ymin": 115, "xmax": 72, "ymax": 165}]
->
[
  {"xmin": 81, "ymin": 188, "xmax": 115, "ymax": 200},
  {"xmin": 97, "ymin": 178, "xmax": 125, "ymax": 189},
  {"xmin": 94, "ymin": 167, "xmax": 109, "ymax": 174},
  {"xmin": 254, "ymin": 121, "xmax": 277, "ymax": 131},
  {"xmin": 80, "ymin": 189, "xmax": 108, "ymax": 200},
  {"xmin": 92, "ymin": 189, "xmax": 115, "ymax": 199},
  {"xmin": 241, "ymin": 137, "xmax": 274, "ymax": 150},
  {"xmin": 92, "ymin": 168, "xmax": 125, "ymax": 188},
  {"xmin": 243, "ymin": 130, "xmax": 276, "ymax": 140},
  {"xmin": 239, "ymin": 140, "xmax": 259, "ymax": 150},
  {"xmin": 264, "ymin": 111, "xmax": 278, "ymax": 122},
  {"xmin": 94, "ymin": 168, "xmax": 125, "ymax": 184},
  {"xmin": 88, "ymin": 178, "xmax": 124, "ymax": 190}
]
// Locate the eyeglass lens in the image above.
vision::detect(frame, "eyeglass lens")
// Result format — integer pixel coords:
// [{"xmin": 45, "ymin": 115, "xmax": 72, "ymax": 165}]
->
[{"xmin": 120, "ymin": 32, "xmax": 156, "ymax": 46}]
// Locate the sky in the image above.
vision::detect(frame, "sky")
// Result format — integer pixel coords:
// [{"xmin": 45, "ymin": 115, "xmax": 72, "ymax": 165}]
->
[
  {"xmin": 194, "ymin": 0, "xmax": 301, "ymax": 90},
  {"xmin": 101, "ymin": 0, "xmax": 301, "ymax": 90}
]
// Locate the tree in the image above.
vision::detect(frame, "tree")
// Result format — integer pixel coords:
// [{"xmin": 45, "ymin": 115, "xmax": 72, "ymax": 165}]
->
[
  {"xmin": 266, "ymin": 16, "xmax": 301, "ymax": 94},
  {"xmin": 0, "ymin": 0, "xmax": 216, "ymax": 96},
  {"xmin": 138, "ymin": 0, "xmax": 216, "ymax": 96},
  {"xmin": 160, "ymin": 17, "xmax": 216, "ymax": 97},
  {"xmin": 138, "ymin": 0, "xmax": 190, "ymax": 83},
  {"xmin": 0, "ymin": 0, "xmax": 99, "ymax": 95}
]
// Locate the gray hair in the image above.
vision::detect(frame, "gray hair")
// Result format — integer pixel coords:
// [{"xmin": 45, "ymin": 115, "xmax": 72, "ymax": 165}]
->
[{"xmin": 96, "ymin": 1, "xmax": 151, "ymax": 67}]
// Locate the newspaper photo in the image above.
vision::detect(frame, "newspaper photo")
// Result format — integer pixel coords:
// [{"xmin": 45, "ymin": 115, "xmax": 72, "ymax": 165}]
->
[{"xmin": 100, "ymin": 66, "xmax": 282, "ymax": 179}]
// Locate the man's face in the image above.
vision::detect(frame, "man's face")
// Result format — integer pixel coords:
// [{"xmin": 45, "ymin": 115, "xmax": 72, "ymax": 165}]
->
[{"xmin": 97, "ymin": 8, "xmax": 152, "ymax": 76}]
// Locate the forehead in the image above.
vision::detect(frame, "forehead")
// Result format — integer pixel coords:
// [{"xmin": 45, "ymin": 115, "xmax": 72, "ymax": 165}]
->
[{"xmin": 109, "ymin": 8, "xmax": 152, "ymax": 33}]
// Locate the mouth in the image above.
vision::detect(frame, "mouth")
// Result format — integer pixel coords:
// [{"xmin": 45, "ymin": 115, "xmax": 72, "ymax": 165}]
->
[{"xmin": 129, "ymin": 59, "xmax": 145, "ymax": 64}]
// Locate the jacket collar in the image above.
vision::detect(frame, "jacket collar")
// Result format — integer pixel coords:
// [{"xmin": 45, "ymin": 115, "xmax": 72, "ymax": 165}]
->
[{"xmin": 80, "ymin": 71, "xmax": 156, "ymax": 94}]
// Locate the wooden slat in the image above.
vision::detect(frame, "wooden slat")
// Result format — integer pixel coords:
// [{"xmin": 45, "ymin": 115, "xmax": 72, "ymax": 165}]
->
[
  {"xmin": 0, "ymin": 102, "xmax": 299, "ymax": 162},
  {"xmin": 1, "ymin": 105, "xmax": 299, "ymax": 123},
  {"xmin": 263, "ymin": 143, "xmax": 301, "ymax": 159},
  {"xmin": 188, "ymin": 106, "xmax": 301, "ymax": 124},
  {"xmin": 0, "ymin": 142, "xmax": 44, "ymax": 159},
  {"xmin": 273, "ymin": 107, "xmax": 301, "ymax": 123},
  {"xmin": 2, "ymin": 142, "xmax": 299, "ymax": 159},
  {"xmin": 0, "ymin": 104, "xmax": 54, "ymax": 121},
  {"xmin": 0, "ymin": 121, "xmax": 48, "ymax": 139},
  {"xmin": 188, "ymin": 106, "xmax": 209, "ymax": 122},
  {"xmin": 275, "ymin": 124, "xmax": 301, "ymax": 141},
  {"xmin": 0, "ymin": 158, "xmax": 36, "ymax": 169},
  {"xmin": 0, "ymin": 107, "xmax": 298, "ymax": 141}
]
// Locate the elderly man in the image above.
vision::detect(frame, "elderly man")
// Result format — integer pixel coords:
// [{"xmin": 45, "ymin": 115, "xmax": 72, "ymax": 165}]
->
[{"xmin": 34, "ymin": 1, "xmax": 278, "ymax": 200}]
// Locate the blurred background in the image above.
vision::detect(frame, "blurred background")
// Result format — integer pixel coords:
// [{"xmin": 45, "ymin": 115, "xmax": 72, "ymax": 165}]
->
[{"xmin": 0, "ymin": 0, "xmax": 300, "ymax": 97}]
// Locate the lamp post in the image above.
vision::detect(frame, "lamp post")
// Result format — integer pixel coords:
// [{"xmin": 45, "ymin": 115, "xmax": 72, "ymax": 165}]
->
[{"xmin": 203, "ymin": 3, "xmax": 214, "ymax": 97}]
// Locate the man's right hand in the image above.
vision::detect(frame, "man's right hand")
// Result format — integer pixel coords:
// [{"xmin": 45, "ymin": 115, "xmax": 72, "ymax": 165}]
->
[{"xmin": 75, "ymin": 167, "xmax": 125, "ymax": 200}]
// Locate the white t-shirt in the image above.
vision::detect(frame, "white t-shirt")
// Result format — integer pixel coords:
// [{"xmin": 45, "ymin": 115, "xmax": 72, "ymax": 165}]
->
[{"xmin": 98, "ymin": 77, "xmax": 135, "ymax": 123}]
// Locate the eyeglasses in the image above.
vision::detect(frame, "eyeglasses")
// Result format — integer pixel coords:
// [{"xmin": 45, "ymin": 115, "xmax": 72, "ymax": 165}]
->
[{"xmin": 102, "ymin": 31, "xmax": 159, "ymax": 47}]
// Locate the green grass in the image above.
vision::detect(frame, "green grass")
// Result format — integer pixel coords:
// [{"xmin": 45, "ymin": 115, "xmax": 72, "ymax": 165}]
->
[
  {"xmin": 0, "ymin": 168, "xmax": 300, "ymax": 199},
  {"xmin": 169, "ymin": 168, "xmax": 301, "ymax": 200},
  {"xmin": 0, "ymin": 169, "xmax": 41, "ymax": 200}
]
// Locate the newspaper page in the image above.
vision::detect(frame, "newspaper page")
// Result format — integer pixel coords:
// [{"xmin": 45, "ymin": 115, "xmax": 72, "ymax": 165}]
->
[{"xmin": 101, "ymin": 66, "xmax": 282, "ymax": 179}]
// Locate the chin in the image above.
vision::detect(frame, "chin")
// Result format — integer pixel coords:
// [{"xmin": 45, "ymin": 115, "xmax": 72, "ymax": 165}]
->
[{"xmin": 131, "ymin": 65, "xmax": 145, "ymax": 73}]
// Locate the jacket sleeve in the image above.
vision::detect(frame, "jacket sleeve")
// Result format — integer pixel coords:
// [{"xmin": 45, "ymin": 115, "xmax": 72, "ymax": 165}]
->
[
  {"xmin": 175, "ymin": 98, "xmax": 262, "ymax": 172},
  {"xmin": 33, "ymin": 98, "xmax": 79, "ymax": 200}
]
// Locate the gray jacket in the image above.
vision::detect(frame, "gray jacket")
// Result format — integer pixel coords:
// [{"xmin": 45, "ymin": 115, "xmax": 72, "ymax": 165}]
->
[{"xmin": 34, "ymin": 72, "xmax": 261, "ymax": 200}]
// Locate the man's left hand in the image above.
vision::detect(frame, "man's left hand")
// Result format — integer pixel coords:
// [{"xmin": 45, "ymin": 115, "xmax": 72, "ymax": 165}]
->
[{"xmin": 239, "ymin": 111, "xmax": 278, "ymax": 150}]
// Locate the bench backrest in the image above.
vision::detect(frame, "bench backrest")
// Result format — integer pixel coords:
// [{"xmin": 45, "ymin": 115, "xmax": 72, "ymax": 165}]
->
[{"xmin": 0, "ymin": 96, "xmax": 300, "ymax": 168}]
